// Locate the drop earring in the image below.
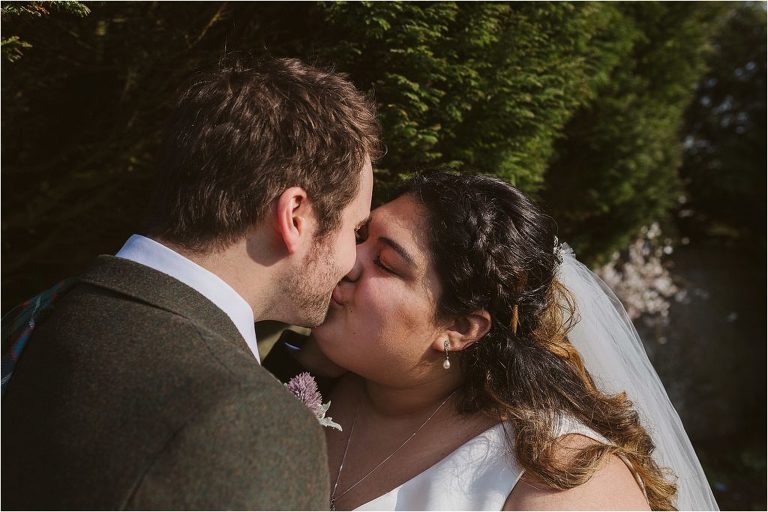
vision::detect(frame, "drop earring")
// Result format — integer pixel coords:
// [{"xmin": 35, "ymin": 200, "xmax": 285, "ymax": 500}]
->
[{"xmin": 442, "ymin": 340, "xmax": 451, "ymax": 370}]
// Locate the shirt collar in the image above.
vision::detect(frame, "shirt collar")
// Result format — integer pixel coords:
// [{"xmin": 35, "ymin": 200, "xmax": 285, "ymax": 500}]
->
[{"xmin": 115, "ymin": 234, "xmax": 260, "ymax": 363}]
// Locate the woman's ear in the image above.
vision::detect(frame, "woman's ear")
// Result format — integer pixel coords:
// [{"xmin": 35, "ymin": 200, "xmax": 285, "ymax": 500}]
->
[
  {"xmin": 273, "ymin": 187, "xmax": 312, "ymax": 254},
  {"xmin": 433, "ymin": 310, "xmax": 492, "ymax": 353}
]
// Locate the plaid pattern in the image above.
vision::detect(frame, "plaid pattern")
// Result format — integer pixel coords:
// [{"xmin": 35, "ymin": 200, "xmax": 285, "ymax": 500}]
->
[{"xmin": 2, "ymin": 278, "xmax": 78, "ymax": 395}]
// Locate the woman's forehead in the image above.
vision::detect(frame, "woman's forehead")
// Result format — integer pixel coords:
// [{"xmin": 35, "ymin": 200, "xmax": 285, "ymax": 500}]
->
[
  {"xmin": 372, "ymin": 196, "xmax": 430, "ymax": 263},
  {"xmin": 373, "ymin": 195, "xmax": 442, "ymax": 302}
]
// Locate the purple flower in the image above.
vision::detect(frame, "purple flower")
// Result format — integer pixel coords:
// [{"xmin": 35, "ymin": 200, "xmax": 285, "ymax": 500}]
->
[
  {"xmin": 286, "ymin": 372, "xmax": 323, "ymax": 417},
  {"xmin": 286, "ymin": 372, "xmax": 342, "ymax": 431}
]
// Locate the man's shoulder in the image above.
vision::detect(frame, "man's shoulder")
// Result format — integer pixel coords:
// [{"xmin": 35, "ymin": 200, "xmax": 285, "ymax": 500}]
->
[
  {"xmin": 8, "ymin": 266, "xmax": 307, "ymax": 423},
  {"xmin": 3, "ymin": 285, "xmax": 328, "ymax": 511},
  {"xmin": 75, "ymin": 255, "xmax": 225, "ymax": 317},
  {"xmin": 52, "ymin": 260, "xmax": 240, "ymax": 347},
  {"xmin": 18, "ymin": 272, "xmax": 266, "ymax": 406},
  {"xmin": 52, "ymin": 279, "xmax": 227, "ymax": 350},
  {"xmin": 5, "ymin": 266, "xmax": 316, "ymax": 453}
]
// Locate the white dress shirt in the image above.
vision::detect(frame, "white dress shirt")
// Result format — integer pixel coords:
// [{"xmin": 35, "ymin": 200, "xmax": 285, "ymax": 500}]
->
[{"xmin": 116, "ymin": 234, "xmax": 260, "ymax": 363}]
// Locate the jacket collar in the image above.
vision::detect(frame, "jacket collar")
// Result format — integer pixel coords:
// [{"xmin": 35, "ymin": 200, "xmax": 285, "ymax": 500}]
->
[{"xmin": 79, "ymin": 255, "xmax": 251, "ymax": 356}]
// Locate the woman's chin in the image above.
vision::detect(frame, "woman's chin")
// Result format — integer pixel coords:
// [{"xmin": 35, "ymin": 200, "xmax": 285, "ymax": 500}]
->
[
  {"xmin": 310, "ymin": 317, "xmax": 333, "ymax": 340},
  {"xmin": 309, "ymin": 322, "xmax": 336, "ymax": 352},
  {"xmin": 313, "ymin": 322, "xmax": 355, "ymax": 360}
]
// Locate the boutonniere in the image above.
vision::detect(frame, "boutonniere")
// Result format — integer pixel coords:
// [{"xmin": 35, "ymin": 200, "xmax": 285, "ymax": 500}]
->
[{"xmin": 286, "ymin": 372, "xmax": 342, "ymax": 431}]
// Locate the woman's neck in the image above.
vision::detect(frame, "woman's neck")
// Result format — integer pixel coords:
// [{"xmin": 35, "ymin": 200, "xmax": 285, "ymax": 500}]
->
[{"xmin": 361, "ymin": 373, "xmax": 462, "ymax": 418}]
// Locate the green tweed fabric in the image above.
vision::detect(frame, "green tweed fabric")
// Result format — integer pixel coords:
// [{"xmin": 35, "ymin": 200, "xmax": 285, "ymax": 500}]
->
[{"xmin": 2, "ymin": 256, "xmax": 329, "ymax": 510}]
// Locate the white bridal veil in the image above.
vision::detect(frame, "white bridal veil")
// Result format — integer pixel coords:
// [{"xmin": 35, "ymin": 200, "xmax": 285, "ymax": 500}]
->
[{"xmin": 557, "ymin": 244, "xmax": 719, "ymax": 511}]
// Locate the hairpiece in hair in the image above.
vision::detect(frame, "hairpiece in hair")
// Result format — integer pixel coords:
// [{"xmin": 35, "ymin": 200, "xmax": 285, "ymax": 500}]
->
[{"xmin": 511, "ymin": 304, "xmax": 519, "ymax": 335}]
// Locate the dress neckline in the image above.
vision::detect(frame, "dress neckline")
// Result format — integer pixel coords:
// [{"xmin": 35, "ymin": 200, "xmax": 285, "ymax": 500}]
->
[
  {"xmin": 354, "ymin": 421, "xmax": 510, "ymax": 510},
  {"xmin": 352, "ymin": 415, "xmax": 621, "ymax": 511}
]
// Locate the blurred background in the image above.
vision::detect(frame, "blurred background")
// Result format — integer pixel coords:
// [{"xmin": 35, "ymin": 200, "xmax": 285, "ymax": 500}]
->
[{"xmin": 2, "ymin": 2, "xmax": 765, "ymax": 508}]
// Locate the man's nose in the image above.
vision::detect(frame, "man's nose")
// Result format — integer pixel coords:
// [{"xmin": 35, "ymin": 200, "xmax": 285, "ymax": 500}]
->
[{"xmin": 341, "ymin": 245, "xmax": 364, "ymax": 284}]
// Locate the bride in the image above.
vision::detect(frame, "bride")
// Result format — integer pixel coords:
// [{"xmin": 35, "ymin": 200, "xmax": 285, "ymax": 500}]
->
[{"xmin": 283, "ymin": 172, "xmax": 718, "ymax": 510}]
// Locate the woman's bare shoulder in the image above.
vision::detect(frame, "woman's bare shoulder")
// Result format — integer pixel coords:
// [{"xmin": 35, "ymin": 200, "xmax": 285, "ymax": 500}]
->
[{"xmin": 503, "ymin": 434, "xmax": 650, "ymax": 511}]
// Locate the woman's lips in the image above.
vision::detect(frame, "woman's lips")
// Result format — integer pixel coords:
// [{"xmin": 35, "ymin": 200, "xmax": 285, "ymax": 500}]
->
[{"xmin": 331, "ymin": 287, "xmax": 344, "ymax": 307}]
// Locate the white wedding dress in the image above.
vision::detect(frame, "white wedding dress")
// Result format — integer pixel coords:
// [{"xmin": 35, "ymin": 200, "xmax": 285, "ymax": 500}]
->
[{"xmin": 356, "ymin": 417, "xmax": 628, "ymax": 511}]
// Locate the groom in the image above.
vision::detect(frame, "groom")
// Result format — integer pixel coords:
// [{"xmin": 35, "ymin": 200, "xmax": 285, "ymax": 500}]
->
[{"xmin": 2, "ymin": 57, "xmax": 379, "ymax": 509}]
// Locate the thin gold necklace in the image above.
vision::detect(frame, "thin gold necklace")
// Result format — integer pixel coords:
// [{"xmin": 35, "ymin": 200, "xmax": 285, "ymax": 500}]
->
[{"xmin": 330, "ymin": 390, "xmax": 457, "ymax": 511}]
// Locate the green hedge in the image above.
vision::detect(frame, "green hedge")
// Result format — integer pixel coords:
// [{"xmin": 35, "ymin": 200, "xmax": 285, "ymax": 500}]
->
[{"xmin": 1, "ymin": 1, "xmax": 728, "ymax": 306}]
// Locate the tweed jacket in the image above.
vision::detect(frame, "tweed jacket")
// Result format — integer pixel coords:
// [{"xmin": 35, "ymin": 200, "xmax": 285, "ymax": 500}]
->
[{"xmin": 2, "ymin": 256, "xmax": 329, "ymax": 510}]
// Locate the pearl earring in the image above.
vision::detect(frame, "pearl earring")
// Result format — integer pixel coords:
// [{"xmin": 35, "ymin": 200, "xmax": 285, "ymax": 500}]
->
[{"xmin": 442, "ymin": 340, "xmax": 451, "ymax": 370}]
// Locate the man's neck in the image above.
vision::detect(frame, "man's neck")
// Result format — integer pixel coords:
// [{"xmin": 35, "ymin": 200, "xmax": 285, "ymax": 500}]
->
[{"xmin": 154, "ymin": 235, "xmax": 280, "ymax": 322}]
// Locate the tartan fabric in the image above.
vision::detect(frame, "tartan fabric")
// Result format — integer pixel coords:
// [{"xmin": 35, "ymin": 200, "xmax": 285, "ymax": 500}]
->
[{"xmin": 1, "ymin": 277, "xmax": 78, "ymax": 395}]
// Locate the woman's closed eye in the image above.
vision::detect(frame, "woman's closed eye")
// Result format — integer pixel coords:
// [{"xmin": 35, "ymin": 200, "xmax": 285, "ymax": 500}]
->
[{"xmin": 374, "ymin": 256, "xmax": 396, "ymax": 275}]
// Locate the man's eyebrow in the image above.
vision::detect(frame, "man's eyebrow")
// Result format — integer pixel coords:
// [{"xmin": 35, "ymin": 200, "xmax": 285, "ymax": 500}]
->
[{"xmin": 378, "ymin": 236, "xmax": 416, "ymax": 268}]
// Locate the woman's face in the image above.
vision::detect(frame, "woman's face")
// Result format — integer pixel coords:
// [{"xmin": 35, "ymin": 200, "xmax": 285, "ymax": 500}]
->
[{"xmin": 311, "ymin": 194, "xmax": 446, "ymax": 386}]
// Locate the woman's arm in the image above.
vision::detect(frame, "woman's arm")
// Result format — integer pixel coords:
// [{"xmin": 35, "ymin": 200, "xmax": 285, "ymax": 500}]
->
[{"xmin": 503, "ymin": 435, "xmax": 650, "ymax": 511}]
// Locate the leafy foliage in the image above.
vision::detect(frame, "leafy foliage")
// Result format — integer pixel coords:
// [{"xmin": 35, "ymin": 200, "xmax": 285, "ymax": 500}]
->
[
  {"xmin": 0, "ymin": 2, "xmax": 742, "ymax": 305},
  {"xmin": 542, "ymin": 2, "xmax": 729, "ymax": 263},
  {"xmin": 1, "ymin": 1, "xmax": 89, "ymax": 62}
]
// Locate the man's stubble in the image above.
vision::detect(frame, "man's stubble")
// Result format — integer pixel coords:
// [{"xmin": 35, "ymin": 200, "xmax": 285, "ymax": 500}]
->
[{"xmin": 283, "ymin": 236, "xmax": 340, "ymax": 327}]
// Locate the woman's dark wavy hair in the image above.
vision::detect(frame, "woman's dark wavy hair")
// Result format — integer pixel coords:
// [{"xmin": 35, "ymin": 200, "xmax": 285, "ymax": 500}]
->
[{"xmin": 397, "ymin": 172, "xmax": 677, "ymax": 510}]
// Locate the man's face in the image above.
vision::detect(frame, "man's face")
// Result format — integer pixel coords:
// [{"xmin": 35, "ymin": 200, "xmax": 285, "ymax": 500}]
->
[{"xmin": 285, "ymin": 156, "xmax": 374, "ymax": 326}]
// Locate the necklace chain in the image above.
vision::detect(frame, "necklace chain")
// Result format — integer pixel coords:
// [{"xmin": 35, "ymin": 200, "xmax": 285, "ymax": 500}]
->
[{"xmin": 330, "ymin": 390, "xmax": 456, "ymax": 510}]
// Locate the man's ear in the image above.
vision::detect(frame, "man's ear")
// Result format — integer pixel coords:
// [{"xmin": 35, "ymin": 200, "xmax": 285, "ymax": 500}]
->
[
  {"xmin": 433, "ymin": 310, "xmax": 492, "ymax": 353},
  {"xmin": 274, "ymin": 187, "xmax": 312, "ymax": 254}
]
